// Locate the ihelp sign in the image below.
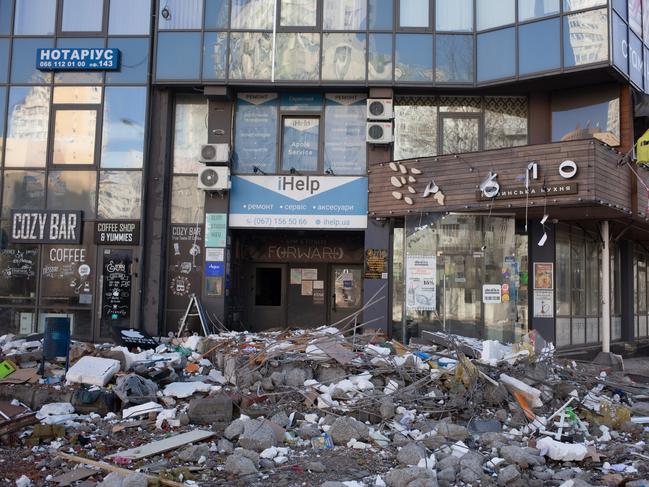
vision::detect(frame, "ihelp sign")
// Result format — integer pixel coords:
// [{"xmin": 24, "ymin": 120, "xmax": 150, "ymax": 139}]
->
[
  {"xmin": 229, "ymin": 175, "xmax": 368, "ymax": 229},
  {"xmin": 37, "ymin": 48, "xmax": 120, "ymax": 71}
]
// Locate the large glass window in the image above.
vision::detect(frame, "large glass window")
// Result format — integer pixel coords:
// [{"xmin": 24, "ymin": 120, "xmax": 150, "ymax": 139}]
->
[
  {"xmin": 324, "ymin": 94, "xmax": 366, "ymax": 174},
  {"xmin": 231, "ymin": 0, "xmax": 274, "ymax": 29},
  {"xmin": 518, "ymin": 0, "xmax": 559, "ymax": 21},
  {"xmin": 441, "ymin": 116, "xmax": 479, "ymax": 154},
  {"xmin": 322, "ymin": 33, "xmax": 366, "ymax": 81},
  {"xmin": 477, "ymin": 0, "xmax": 514, "ymax": 30},
  {"xmin": 484, "ymin": 97, "xmax": 528, "ymax": 149},
  {"xmin": 551, "ymin": 85, "xmax": 620, "ymax": 144},
  {"xmin": 519, "ymin": 18, "xmax": 560, "ymax": 75},
  {"xmin": 395, "ymin": 34, "xmax": 433, "ymax": 82},
  {"xmin": 11, "ymin": 38, "xmax": 53, "ymax": 84},
  {"xmin": 394, "ymin": 98, "xmax": 437, "ymax": 160},
  {"xmin": 232, "ymin": 93, "xmax": 278, "ymax": 173},
  {"xmin": 47, "ymin": 171, "xmax": 97, "ymax": 217},
  {"xmin": 563, "ymin": 0, "xmax": 606, "ymax": 10},
  {"xmin": 0, "ymin": 0, "xmax": 12, "ymax": 34},
  {"xmin": 98, "ymin": 171, "xmax": 142, "ymax": 219},
  {"xmin": 52, "ymin": 109, "xmax": 99, "ymax": 165},
  {"xmin": 435, "ymin": 35, "xmax": 472, "ymax": 83},
  {"xmin": 5, "ymin": 86, "xmax": 51, "ymax": 168},
  {"xmin": 369, "ymin": 0, "xmax": 392, "ymax": 29},
  {"xmin": 156, "ymin": 33, "xmax": 202, "ymax": 80},
  {"xmin": 55, "ymin": 38, "xmax": 103, "ymax": 85},
  {"xmin": 14, "ymin": 0, "xmax": 56, "ymax": 35},
  {"xmin": 62, "ymin": 0, "xmax": 104, "ymax": 32},
  {"xmin": 400, "ymin": 0, "xmax": 429, "ymax": 28},
  {"xmin": 477, "ymin": 28, "xmax": 515, "ymax": 81},
  {"xmin": 205, "ymin": 0, "xmax": 230, "ymax": 29},
  {"xmin": 109, "ymin": 0, "xmax": 151, "ymax": 34},
  {"xmin": 229, "ymin": 32, "xmax": 273, "ymax": 80},
  {"xmin": 106, "ymin": 38, "xmax": 149, "ymax": 84},
  {"xmin": 0, "ymin": 225, "xmax": 38, "ymax": 303},
  {"xmin": 280, "ymin": 0, "xmax": 317, "ymax": 26},
  {"xmin": 101, "ymin": 87, "xmax": 147, "ymax": 168},
  {"xmin": 2, "ymin": 171, "xmax": 45, "ymax": 217},
  {"xmin": 323, "ymin": 0, "xmax": 366, "ymax": 29},
  {"xmin": 281, "ymin": 116, "xmax": 320, "ymax": 171},
  {"xmin": 0, "ymin": 39, "xmax": 8, "ymax": 83},
  {"xmin": 275, "ymin": 33, "xmax": 320, "ymax": 80},
  {"xmin": 436, "ymin": 0, "xmax": 472, "ymax": 32},
  {"xmin": 203, "ymin": 32, "xmax": 228, "ymax": 80},
  {"xmin": 563, "ymin": 9, "xmax": 608, "ymax": 67},
  {"xmin": 171, "ymin": 176, "xmax": 205, "ymax": 223},
  {"xmin": 368, "ymin": 34, "xmax": 392, "ymax": 81},
  {"xmin": 173, "ymin": 95, "xmax": 207, "ymax": 174},
  {"xmin": 158, "ymin": 0, "xmax": 203, "ymax": 29}
]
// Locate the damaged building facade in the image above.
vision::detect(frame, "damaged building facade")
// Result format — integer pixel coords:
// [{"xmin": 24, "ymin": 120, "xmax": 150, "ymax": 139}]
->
[{"xmin": 0, "ymin": 0, "xmax": 649, "ymax": 354}]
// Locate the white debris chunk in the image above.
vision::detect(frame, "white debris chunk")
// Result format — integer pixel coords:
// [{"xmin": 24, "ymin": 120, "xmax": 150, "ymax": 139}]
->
[
  {"xmin": 15, "ymin": 475, "xmax": 32, "ymax": 487},
  {"xmin": 65, "ymin": 356, "xmax": 121, "ymax": 387},
  {"xmin": 499, "ymin": 374, "xmax": 543, "ymax": 408},
  {"xmin": 537, "ymin": 437, "xmax": 588, "ymax": 461},
  {"xmin": 122, "ymin": 401, "xmax": 164, "ymax": 419},
  {"xmin": 163, "ymin": 381, "xmax": 212, "ymax": 398}
]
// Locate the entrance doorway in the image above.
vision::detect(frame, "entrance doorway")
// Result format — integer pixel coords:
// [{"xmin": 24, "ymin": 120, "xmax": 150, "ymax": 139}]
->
[{"xmin": 98, "ymin": 248, "xmax": 135, "ymax": 339}]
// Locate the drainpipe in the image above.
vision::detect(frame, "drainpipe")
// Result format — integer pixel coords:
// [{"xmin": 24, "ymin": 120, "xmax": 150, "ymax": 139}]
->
[{"xmin": 602, "ymin": 220, "xmax": 611, "ymax": 353}]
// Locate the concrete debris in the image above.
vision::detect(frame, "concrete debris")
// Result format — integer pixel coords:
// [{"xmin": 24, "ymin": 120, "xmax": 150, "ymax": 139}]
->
[{"xmin": 2, "ymin": 329, "xmax": 649, "ymax": 486}]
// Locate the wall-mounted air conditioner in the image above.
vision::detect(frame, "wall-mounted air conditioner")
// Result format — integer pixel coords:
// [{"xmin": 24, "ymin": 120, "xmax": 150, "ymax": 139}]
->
[
  {"xmin": 366, "ymin": 122, "xmax": 393, "ymax": 144},
  {"xmin": 367, "ymin": 99, "xmax": 394, "ymax": 120},
  {"xmin": 199, "ymin": 143, "xmax": 231, "ymax": 164},
  {"xmin": 198, "ymin": 166, "xmax": 230, "ymax": 191}
]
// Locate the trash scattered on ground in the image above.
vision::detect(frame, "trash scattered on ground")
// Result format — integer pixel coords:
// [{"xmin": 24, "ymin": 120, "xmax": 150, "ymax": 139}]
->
[{"xmin": 1, "ymin": 327, "xmax": 649, "ymax": 486}]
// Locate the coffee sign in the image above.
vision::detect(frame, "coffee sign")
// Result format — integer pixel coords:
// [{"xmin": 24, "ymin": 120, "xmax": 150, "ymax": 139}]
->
[
  {"xmin": 10, "ymin": 211, "xmax": 82, "ymax": 244},
  {"xmin": 95, "ymin": 221, "xmax": 140, "ymax": 245}
]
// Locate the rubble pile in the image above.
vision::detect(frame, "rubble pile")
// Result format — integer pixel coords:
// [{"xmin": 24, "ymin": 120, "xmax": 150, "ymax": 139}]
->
[{"xmin": 1, "ymin": 326, "xmax": 649, "ymax": 486}]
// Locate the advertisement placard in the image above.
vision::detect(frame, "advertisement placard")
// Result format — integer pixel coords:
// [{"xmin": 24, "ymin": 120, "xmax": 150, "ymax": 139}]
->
[{"xmin": 406, "ymin": 255, "xmax": 436, "ymax": 311}]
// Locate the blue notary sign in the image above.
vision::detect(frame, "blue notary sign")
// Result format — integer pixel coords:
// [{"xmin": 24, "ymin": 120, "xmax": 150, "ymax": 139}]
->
[{"xmin": 36, "ymin": 48, "xmax": 120, "ymax": 71}]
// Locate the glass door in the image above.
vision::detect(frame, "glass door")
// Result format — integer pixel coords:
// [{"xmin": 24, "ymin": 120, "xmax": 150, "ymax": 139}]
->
[
  {"xmin": 330, "ymin": 265, "xmax": 363, "ymax": 326},
  {"xmin": 99, "ymin": 248, "xmax": 134, "ymax": 339}
]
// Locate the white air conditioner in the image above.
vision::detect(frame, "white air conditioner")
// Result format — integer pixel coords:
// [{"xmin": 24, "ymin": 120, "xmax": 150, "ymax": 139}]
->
[
  {"xmin": 199, "ymin": 143, "xmax": 231, "ymax": 164},
  {"xmin": 366, "ymin": 122, "xmax": 393, "ymax": 144},
  {"xmin": 198, "ymin": 166, "xmax": 230, "ymax": 191},
  {"xmin": 367, "ymin": 99, "xmax": 393, "ymax": 120}
]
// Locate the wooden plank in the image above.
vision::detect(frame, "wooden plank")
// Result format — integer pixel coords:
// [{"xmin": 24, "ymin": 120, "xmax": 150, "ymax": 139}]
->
[
  {"xmin": 105, "ymin": 429, "xmax": 214, "ymax": 461},
  {"xmin": 51, "ymin": 467, "xmax": 99, "ymax": 486}
]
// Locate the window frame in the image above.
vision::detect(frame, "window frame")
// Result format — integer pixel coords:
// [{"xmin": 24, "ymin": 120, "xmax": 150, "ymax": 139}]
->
[
  {"xmin": 396, "ymin": 0, "xmax": 432, "ymax": 32},
  {"xmin": 279, "ymin": 112, "xmax": 323, "ymax": 174},
  {"xmin": 49, "ymin": 100, "xmax": 103, "ymax": 168},
  {"xmin": 438, "ymin": 112, "xmax": 483, "ymax": 155},
  {"xmin": 58, "ymin": 0, "xmax": 108, "ymax": 35},
  {"xmin": 277, "ymin": 0, "xmax": 321, "ymax": 31}
]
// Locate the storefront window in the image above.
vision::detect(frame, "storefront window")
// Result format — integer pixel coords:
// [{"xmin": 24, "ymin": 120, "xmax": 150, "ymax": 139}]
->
[
  {"xmin": 368, "ymin": 34, "xmax": 393, "ymax": 81},
  {"xmin": 635, "ymin": 252, "xmax": 649, "ymax": 338},
  {"xmin": 229, "ymin": 32, "xmax": 273, "ymax": 80},
  {"xmin": 106, "ymin": 38, "xmax": 150, "ymax": 84},
  {"xmin": 519, "ymin": 18, "xmax": 560, "ymax": 75},
  {"xmin": 323, "ymin": 0, "xmax": 366, "ymax": 30},
  {"xmin": 5, "ymin": 86, "xmax": 51, "ymax": 168},
  {"xmin": 11, "ymin": 38, "xmax": 53, "ymax": 84},
  {"xmin": 231, "ymin": 0, "xmax": 274, "ymax": 29},
  {"xmin": 435, "ymin": 35, "xmax": 473, "ymax": 83},
  {"xmin": 109, "ymin": 0, "xmax": 151, "ymax": 34},
  {"xmin": 441, "ymin": 116, "xmax": 479, "ymax": 154},
  {"xmin": 0, "ymin": 222, "xmax": 38, "ymax": 304},
  {"xmin": 477, "ymin": 0, "xmax": 515, "ymax": 30},
  {"xmin": 14, "ymin": 0, "xmax": 56, "ymax": 35},
  {"xmin": 101, "ymin": 87, "xmax": 147, "ymax": 168},
  {"xmin": 47, "ymin": 171, "xmax": 97, "ymax": 217},
  {"xmin": 477, "ymin": 28, "xmax": 515, "ymax": 81},
  {"xmin": 233, "ymin": 93, "xmax": 278, "ymax": 173},
  {"xmin": 400, "ymin": 0, "xmax": 429, "ymax": 28},
  {"xmin": 563, "ymin": 9, "xmax": 608, "ymax": 67},
  {"xmin": 158, "ymin": 0, "xmax": 203, "ymax": 29},
  {"xmin": 98, "ymin": 171, "xmax": 142, "ymax": 219},
  {"xmin": 394, "ymin": 98, "xmax": 437, "ymax": 160},
  {"xmin": 275, "ymin": 33, "xmax": 320, "ymax": 81},
  {"xmin": 205, "ymin": 0, "xmax": 229, "ymax": 29},
  {"xmin": 551, "ymin": 85, "xmax": 620, "ymax": 144},
  {"xmin": 484, "ymin": 97, "xmax": 528, "ymax": 149},
  {"xmin": 322, "ymin": 33, "xmax": 366, "ymax": 81},
  {"xmin": 281, "ymin": 116, "xmax": 320, "ymax": 171},
  {"xmin": 436, "ymin": 0, "xmax": 472, "ymax": 32},
  {"xmin": 62, "ymin": 0, "xmax": 104, "ymax": 32},
  {"xmin": 280, "ymin": 0, "xmax": 317, "ymax": 26},
  {"xmin": 173, "ymin": 95, "xmax": 208, "ymax": 174},
  {"xmin": 1, "ymin": 171, "xmax": 45, "ymax": 218},
  {"xmin": 171, "ymin": 176, "xmax": 206, "ymax": 224},
  {"xmin": 395, "ymin": 34, "xmax": 433, "ymax": 82},
  {"xmin": 518, "ymin": 0, "xmax": 559, "ymax": 21},
  {"xmin": 324, "ymin": 94, "xmax": 366, "ymax": 174},
  {"xmin": 156, "ymin": 33, "xmax": 202, "ymax": 80},
  {"xmin": 203, "ymin": 32, "xmax": 228, "ymax": 80},
  {"xmin": 370, "ymin": 0, "xmax": 392, "ymax": 29}
]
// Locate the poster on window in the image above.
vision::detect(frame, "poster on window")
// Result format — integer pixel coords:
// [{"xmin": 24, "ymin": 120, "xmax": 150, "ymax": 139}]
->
[
  {"xmin": 534, "ymin": 263, "xmax": 553, "ymax": 289},
  {"xmin": 406, "ymin": 255, "xmax": 436, "ymax": 311},
  {"xmin": 167, "ymin": 225, "xmax": 203, "ymax": 309},
  {"xmin": 324, "ymin": 94, "xmax": 366, "ymax": 174},
  {"xmin": 232, "ymin": 93, "xmax": 278, "ymax": 173},
  {"xmin": 533, "ymin": 289, "xmax": 554, "ymax": 318},
  {"xmin": 282, "ymin": 117, "xmax": 319, "ymax": 171}
]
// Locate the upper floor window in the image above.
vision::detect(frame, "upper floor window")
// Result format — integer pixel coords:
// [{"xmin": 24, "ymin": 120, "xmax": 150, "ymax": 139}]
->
[
  {"xmin": 159, "ymin": 0, "xmax": 203, "ymax": 30},
  {"xmin": 62, "ymin": 0, "xmax": 104, "ymax": 32},
  {"xmin": 14, "ymin": 0, "xmax": 56, "ymax": 35},
  {"xmin": 280, "ymin": 0, "xmax": 318, "ymax": 27},
  {"xmin": 399, "ymin": 0, "xmax": 429, "ymax": 29},
  {"xmin": 436, "ymin": 0, "xmax": 472, "ymax": 32},
  {"xmin": 519, "ymin": 0, "xmax": 559, "ymax": 21},
  {"xmin": 323, "ymin": 0, "xmax": 366, "ymax": 30},
  {"xmin": 110, "ymin": 0, "xmax": 152, "ymax": 34}
]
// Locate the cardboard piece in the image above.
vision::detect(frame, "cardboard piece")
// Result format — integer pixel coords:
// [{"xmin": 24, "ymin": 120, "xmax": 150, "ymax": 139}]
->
[
  {"xmin": 316, "ymin": 340, "xmax": 356, "ymax": 365},
  {"xmin": 51, "ymin": 467, "xmax": 98, "ymax": 486},
  {"xmin": 0, "ymin": 367, "xmax": 39, "ymax": 384}
]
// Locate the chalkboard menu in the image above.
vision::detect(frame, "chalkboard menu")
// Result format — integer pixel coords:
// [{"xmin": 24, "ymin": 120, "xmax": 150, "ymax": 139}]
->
[
  {"xmin": 364, "ymin": 248, "xmax": 388, "ymax": 279},
  {"xmin": 102, "ymin": 249, "xmax": 132, "ymax": 327},
  {"xmin": 0, "ymin": 247, "xmax": 38, "ymax": 299},
  {"xmin": 167, "ymin": 225, "xmax": 203, "ymax": 310}
]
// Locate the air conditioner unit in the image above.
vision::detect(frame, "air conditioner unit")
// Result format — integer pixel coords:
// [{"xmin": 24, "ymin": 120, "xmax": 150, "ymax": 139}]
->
[
  {"xmin": 199, "ymin": 143, "xmax": 231, "ymax": 164},
  {"xmin": 367, "ymin": 99, "xmax": 393, "ymax": 120},
  {"xmin": 366, "ymin": 122, "xmax": 393, "ymax": 144},
  {"xmin": 198, "ymin": 166, "xmax": 230, "ymax": 191}
]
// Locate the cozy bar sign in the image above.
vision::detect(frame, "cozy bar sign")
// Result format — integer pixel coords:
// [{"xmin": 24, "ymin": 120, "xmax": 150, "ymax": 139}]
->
[
  {"xmin": 10, "ymin": 210, "xmax": 82, "ymax": 244},
  {"xmin": 36, "ymin": 48, "xmax": 120, "ymax": 71}
]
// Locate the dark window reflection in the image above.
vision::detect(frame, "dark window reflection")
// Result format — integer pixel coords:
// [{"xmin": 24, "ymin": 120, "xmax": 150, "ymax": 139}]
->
[
  {"xmin": 2, "ymin": 170, "xmax": 46, "ymax": 218},
  {"xmin": 11, "ymin": 38, "xmax": 53, "ymax": 84},
  {"xmin": 477, "ymin": 28, "xmax": 515, "ymax": 81},
  {"xmin": 205, "ymin": 0, "xmax": 230, "ymax": 28},
  {"xmin": 0, "ymin": 39, "xmax": 8, "ymax": 83},
  {"xmin": 436, "ymin": 35, "xmax": 473, "ymax": 83},
  {"xmin": 0, "ymin": 0, "xmax": 12, "ymax": 34},
  {"xmin": 156, "ymin": 33, "xmax": 201, "ymax": 80},
  {"xmin": 519, "ymin": 18, "xmax": 560, "ymax": 75},
  {"xmin": 368, "ymin": 34, "xmax": 392, "ymax": 81},
  {"xmin": 395, "ymin": 34, "xmax": 432, "ymax": 82},
  {"xmin": 106, "ymin": 38, "xmax": 149, "ymax": 84},
  {"xmin": 47, "ymin": 170, "xmax": 97, "ymax": 217},
  {"xmin": 203, "ymin": 32, "xmax": 228, "ymax": 80},
  {"xmin": 369, "ymin": 0, "xmax": 392, "ymax": 29}
]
